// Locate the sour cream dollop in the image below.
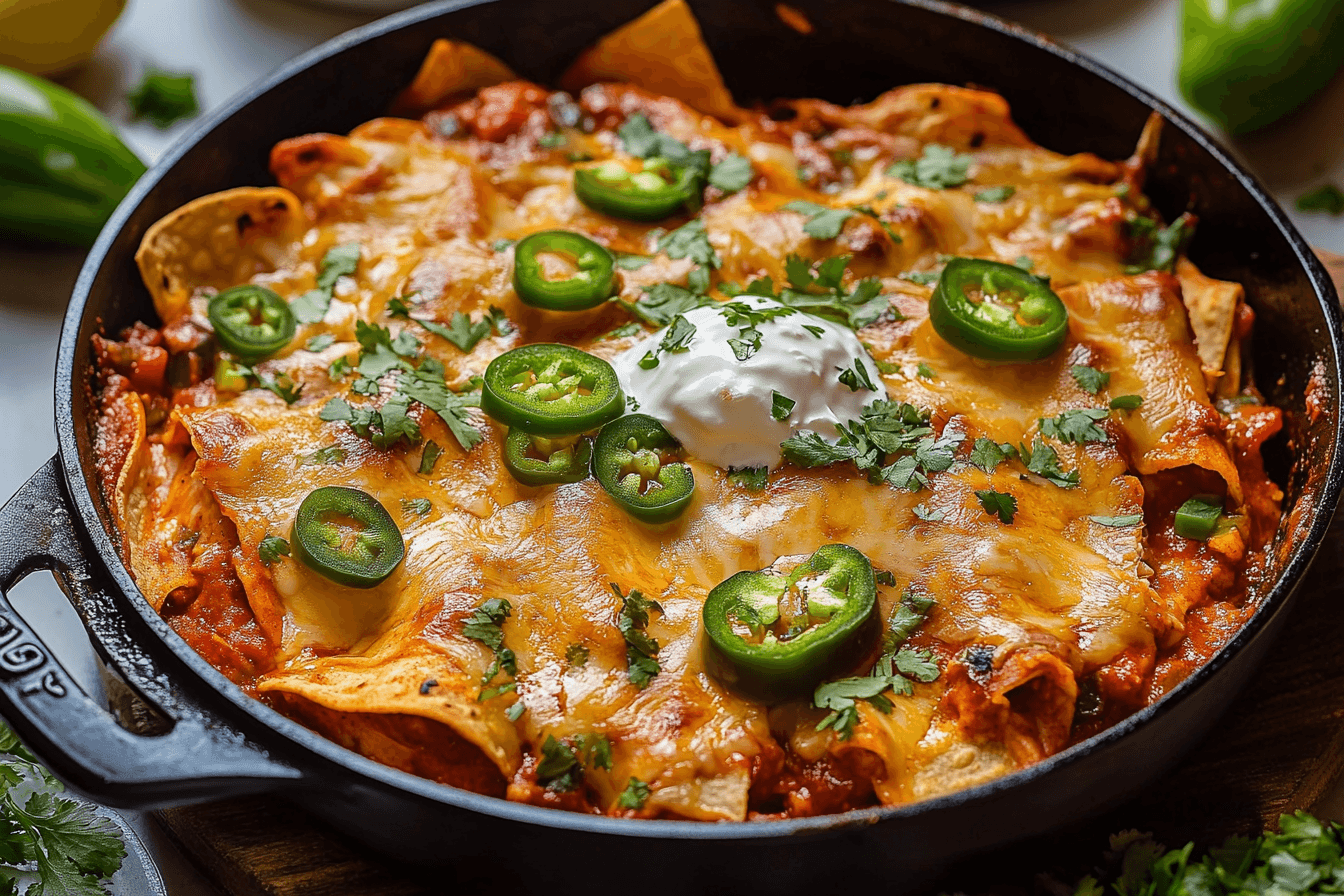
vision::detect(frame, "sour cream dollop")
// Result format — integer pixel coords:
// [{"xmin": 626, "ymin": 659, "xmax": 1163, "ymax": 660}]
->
[{"xmin": 611, "ymin": 296, "xmax": 886, "ymax": 470}]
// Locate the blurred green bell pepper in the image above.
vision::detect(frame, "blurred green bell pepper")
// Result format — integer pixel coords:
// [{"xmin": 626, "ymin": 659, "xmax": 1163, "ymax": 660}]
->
[
  {"xmin": 0, "ymin": 65, "xmax": 146, "ymax": 247},
  {"xmin": 1180, "ymin": 0, "xmax": 1344, "ymax": 135}
]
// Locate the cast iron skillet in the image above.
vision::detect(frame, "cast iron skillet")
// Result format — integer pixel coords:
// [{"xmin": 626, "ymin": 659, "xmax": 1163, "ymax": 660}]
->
[{"xmin": 0, "ymin": 0, "xmax": 1340, "ymax": 891}]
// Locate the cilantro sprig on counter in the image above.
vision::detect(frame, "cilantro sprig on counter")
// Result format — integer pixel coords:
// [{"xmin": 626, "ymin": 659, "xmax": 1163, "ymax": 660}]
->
[{"xmin": 0, "ymin": 722, "xmax": 127, "ymax": 895}]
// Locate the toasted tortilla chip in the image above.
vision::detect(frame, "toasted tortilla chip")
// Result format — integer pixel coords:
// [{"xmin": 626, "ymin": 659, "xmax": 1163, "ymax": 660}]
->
[
  {"xmin": 258, "ymin": 649, "xmax": 523, "ymax": 778},
  {"xmin": 1177, "ymin": 257, "xmax": 1243, "ymax": 393},
  {"xmin": 135, "ymin": 187, "xmax": 306, "ymax": 324},
  {"xmin": 560, "ymin": 0, "xmax": 741, "ymax": 122},
  {"xmin": 391, "ymin": 38, "xmax": 517, "ymax": 117}
]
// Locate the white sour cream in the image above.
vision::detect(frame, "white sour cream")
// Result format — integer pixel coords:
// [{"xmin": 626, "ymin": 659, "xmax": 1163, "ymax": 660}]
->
[{"xmin": 611, "ymin": 296, "xmax": 886, "ymax": 470}]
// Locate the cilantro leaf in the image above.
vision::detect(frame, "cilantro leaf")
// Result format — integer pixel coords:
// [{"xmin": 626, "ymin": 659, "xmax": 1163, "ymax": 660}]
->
[
  {"xmin": 969, "ymin": 437, "xmax": 1008, "ymax": 473},
  {"xmin": 627, "ymin": 283, "xmax": 712, "ymax": 327},
  {"xmin": 837, "ymin": 357, "xmax": 878, "ymax": 392},
  {"xmin": 886, "ymin": 144, "xmax": 972, "ymax": 189},
  {"xmin": 1039, "ymin": 408, "xmax": 1110, "ymax": 444},
  {"xmin": 418, "ymin": 440, "xmax": 442, "ymax": 475},
  {"xmin": 1298, "ymin": 184, "xmax": 1344, "ymax": 215},
  {"xmin": 401, "ymin": 498, "xmax": 431, "ymax": 516},
  {"xmin": 912, "ymin": 504, "xmax": 944, "ymax": 522},
  {"xmin": 781, "ymin": 431, "xmax": 858, "ymax": 468},
  {"xmin": 126, "ymin": 69, "xmax": 198, "ymax": 128},
  {"xmin": 258, "ymin": 535, "xmax": 290, "ymax": 564},
  {"xmin": 976, "ymin": 488, "xmax": 1017, "ymax": 523},
  {"xmin": 293, "ymin": 242, "xmax": 361, "ymax": 324},
  {"xmin": 301, "ymin": 444, "xmax": 346, "ymax": 466},
  {"xmin": 565, "ymin": 643, "xmax": 590, "ymax": 667},
  {"xmin": 1018, "ymin": 437, "xmax": 1080, "ymax": 488},
  {"xmin": 614, "ymin": 253, "xmax": 653, "ymax": 271},
  {"xmin": 1070, "ymin": 365, "xmax": 1111, "ymax": 395},
  {"xmin": 618, "ymin": 777, "xmax": 651, "ymax": 810},
  {"xmin": 600, "ymin": 322, "xmax": 644, "ymax": 340},
  {"xmin": 1089, "ymin": 514, "xmax": 1143, "ymax": 527},
  {"xmin": 536, "ymin": 735, "xmax": 580, "ymax": 791},
  {"xmin": 974, "ymin": 185, "xmax": 1015, "ymax": 203},
  {"xmin": 306, "ymin": 333, "xmax": 335, "ymax": 352},
  {"xmin": 916, "ymin": 362, "xmax": 936, "ymax": 379},
  {"xmin": 1109, "ymin": 394, "xmax": 1144, "ymax": 411},
  {"xmin": 1124, "ymin": 212, "xmax": 1194, "ymax": 274},
  {"xmin": 428, "ymin": 312, "xmax": 492, "ymax": 353},
  {"xmin": 657, "ymin": 218, "xmax": 719, "ymax": 268},
  {"xmin": 771, "ymin": 391, "xmax": 796, "ymax": 421},
  {"xmin": 614, "ymin": 584, "xmax": 662, "ymax": 689},
  {"xmin": 708, "ymin": 153, "xmax": 754, "ymax": 192},
  {"xmin": 640, "ymin": 314, "xmax": 697, "ymax": 369},
  {"xmin": 727, "ymin": 466, "xmax": 769, "ymax": 491},
  {"xmin": 783, "ymin": 200, "xmax": 855, "ymax": 240},
  {"xmin": 463, "ymin": 598, "xmax": 516, "ymax": 690},
  {"xmin": 885, "ymin": 592, "xmax": 935, "ymax": 649}
]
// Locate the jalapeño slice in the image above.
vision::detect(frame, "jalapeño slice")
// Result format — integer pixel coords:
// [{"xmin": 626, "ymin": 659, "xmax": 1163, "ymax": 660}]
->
[
  {"xmin": 208, "ymin": 284, "xmax": 296, "ymax": 360},
  {"xmin": 593, "ymin": 414, "xmax": 695, "ymax": 524},
  {"xmin": 291, "ymin": 486, "xmax": 405, "ymax": 588},
  {"xmin": 502, "ymin": 428, "xmax": 594, "ymax": 486},
  {"xmin": 512, "ymin": 230, "xmax": 616, "ymax": 311},
  {"xmin": 481, "ymin": 344, "xmax": 625, "ymax": 436},
  {"xmin": 929, "ymin": 257, "xmax": 1068, "ymax": 362},
  {"xmin": 702, "ymin": 544, "xmax": 880, "ymax": 703},
  {"xmin": 573, "ymin": 158, "xmax": 702, "ymax": 221}
]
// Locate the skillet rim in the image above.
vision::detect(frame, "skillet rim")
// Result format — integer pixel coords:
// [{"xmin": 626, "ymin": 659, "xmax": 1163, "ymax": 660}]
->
[{"xmin": 52, "ymin": 0, "xmax": 1344, "ymax": 841}]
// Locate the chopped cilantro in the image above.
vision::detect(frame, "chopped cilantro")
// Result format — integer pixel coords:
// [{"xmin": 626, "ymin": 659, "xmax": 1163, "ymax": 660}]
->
[
  {"xmin": 1124, "ymin": 212, "xmax": 1194, "ymax": 274},
  {"xmin": 258, "ymin": 535, "xmax": 290, "ymax": 565},
  {"xmin": 976, "ymin": 489, "xmax": 1017, "ymax": 523},
  {"xmin": 292, "ymin": 242, "xmax": 361, "ymax": 324},
  {"xmin": 727, "ymin": 466, "xmax": 769, "ymax": 491},
  {"xmin": 886, "ymin": 591, "xmax": 935, "ymax": 649},
  {"xmin": 771, "ymin": 253, "xmax": 889, "ymax": 330},
  {"xmin": 565, "ymin": 643, "xmax": 590, "ymax": 667},
  {"xmin": 1070, "ymin": 365, "xmax": 1111, "ymax": 395},
  {"xmin": 253, "ymin": 369, "xmax": 302, "ymax": 404},
  {"xmin": 886, "ymin": 144, "xmax": 972, "ymax": 189},
  {"xmin": 600, "ymin": 322, "xmax": 644, "ymax": 340},
  {"xmin": 916, "ymin": 362, "xmax": 936, "ymax": 379},
  {"xmin": 536, "ymin": 733, "xmax": 613, "ymax": 792},
  {"xmin": 613, "ymin": 583, "xmax": 662, "ymax": 689},
  {"xmin": 1089, "ymin": 514, "xmax": 1143, "ymax": 528},
  {"xmin": 974, "ymin": 185, "xmax": 1016, "ymax": 203},
  {"xmin": 1109, "ymin": 394, "xmax": 1144, "ymax": 411},
  {"xmin": 1297, "ymin": 185, "xmax": 1344, "ymax": 215},
  {"xmin": 431, "ymin": 312, "xmax": 492, "ymax": 353},
  {"xmin": 505, "ymin": 702, "xmax": 525, "ymax": 721},
  {"xmin": 709, "ymin": 153, "xmax": 754, "ymax": 192},
  {"xmin": 783, "ymin": 200, "xmax": 856, "ymax": 240},
  {"xmin": 418, "ymin": 440, "xmax": 442, "ymax": 475},
  {"xmin": 613, "ymin": 253, "xmax": 653, "ymax": 270},
  {"xmin": 837, "ymin": 357, "xmax": 878, "ymax": 392},
  {"xmin": 305, "ymin": 333, "xmax": 335, "ymax": 352},
  {"xmin": 657, "ymin": 218, "xmax": 719, "ymax": 268},
  {"xmin": 626, "ymin": 282, "xmax": 712, "ymax": 327},
  {"xmin": 618, "ymin": 777, "xmax": 651, "ymax": 810},
  {"xmin": 1039, "ymin": 408, "xmax": 1110, "ymax": 444},
  {"xmin": 401, "ymin": 498, "xmax": 431, "ymax": 516},
  {"xmin": 771, "ymin": 391, "xmax": 796, "ymax": 421},
  {"xmin": 913, "ymin": 504, "xmax": 944, "ymax": 522},
  {"xmin": 898, "ymin": 270, "xmax": 941, "ymax": 285},
  {"xmin": 639, "ymin": 314, "xmax": 696, "ymax": 369},
  {"xmin": 969, "ymin": 437, "xmax": 1009, "ymax": 473},
  {"xmin": 300, "ymin": 444, "xmax": 346, "ymax": 466},
  {"xmin": 126, "ymin": 69, "xmax": 198, "ymax": 128},
  {"xmin": 463, "ymin": 597, "xmax": 516, "ymax": 697},
  {"xmin": 1018, "ymin": 437, "xmax": 1080, "ymax": 488}
]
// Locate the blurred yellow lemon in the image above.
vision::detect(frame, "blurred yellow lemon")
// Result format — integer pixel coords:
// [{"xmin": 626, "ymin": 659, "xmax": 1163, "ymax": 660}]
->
[{"xmin": 0, "ymin": 0, "xmax": 127, "ymax": 76}]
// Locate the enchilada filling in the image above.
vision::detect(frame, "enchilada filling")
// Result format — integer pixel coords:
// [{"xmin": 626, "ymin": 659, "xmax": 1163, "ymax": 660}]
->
[{"xmin": 89, "ymin": 0, "xmax": 1284, "ymax": 822}]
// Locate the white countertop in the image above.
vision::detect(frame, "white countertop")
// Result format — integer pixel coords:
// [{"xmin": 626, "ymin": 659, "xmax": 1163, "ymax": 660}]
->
[{"xmin": 1, "ymin": 0, "xmax": 1341, "ymax": 891}]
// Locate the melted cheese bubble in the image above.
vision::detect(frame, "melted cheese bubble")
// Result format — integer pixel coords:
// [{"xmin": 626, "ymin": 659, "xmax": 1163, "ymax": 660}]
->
[{"xmin": 611, "ymin": 296, "xmax": 886, "ymax": 470}]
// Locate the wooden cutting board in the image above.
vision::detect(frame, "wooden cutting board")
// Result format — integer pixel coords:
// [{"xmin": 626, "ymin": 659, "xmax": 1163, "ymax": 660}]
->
[{"xmin": 153, "ymin": 251, "xmax": 1344, "ymax": 896}]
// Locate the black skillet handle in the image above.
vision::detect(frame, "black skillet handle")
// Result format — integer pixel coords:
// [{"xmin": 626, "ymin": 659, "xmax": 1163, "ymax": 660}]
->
[{"xmin": 0, "ymin": 457, "xmax": 302, "ymax": 807}]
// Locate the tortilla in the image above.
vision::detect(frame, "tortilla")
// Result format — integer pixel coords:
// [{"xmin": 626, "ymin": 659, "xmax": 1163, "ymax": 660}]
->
[
  {"xmin": 391, "ymin": 39, "xmax": 517, "ymax": 116},
  {"xmin": 560, "ymin": 0, "xmax": 741, "ymax": 122},
  {"xmin": 134, "ymin": 186, "xmax": 306, "ymax": 324}
]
